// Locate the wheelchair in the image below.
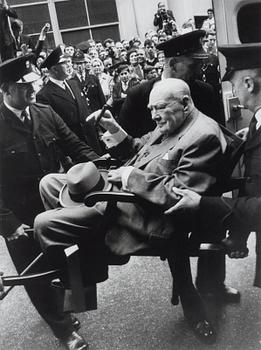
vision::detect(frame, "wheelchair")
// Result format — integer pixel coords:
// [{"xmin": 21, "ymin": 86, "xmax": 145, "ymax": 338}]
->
[{"xmin": 0, "ymin": 125, "xmax": 245, "ymax": 344}]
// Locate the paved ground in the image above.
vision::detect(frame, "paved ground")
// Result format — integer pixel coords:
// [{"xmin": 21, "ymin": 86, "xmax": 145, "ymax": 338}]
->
[{"xmin": 0, "ymin": 235, "xmax": 260, "ymax": 350}]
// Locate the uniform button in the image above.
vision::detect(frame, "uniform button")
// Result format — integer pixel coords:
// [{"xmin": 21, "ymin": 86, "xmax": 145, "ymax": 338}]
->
[
  {"xmin": 38, "ymin": 153, "xmax": 41, "ymax": 156},
  {"xmin": 33, "ymin": 136, "xmax": 36, "ymax": 140}
]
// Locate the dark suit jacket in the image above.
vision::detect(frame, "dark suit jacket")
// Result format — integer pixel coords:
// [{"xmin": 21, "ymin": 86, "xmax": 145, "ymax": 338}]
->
[
  {"xmin": 37, "ymin": 79, "xmax": 104, "ymax": 155},
  {"xmin": 105, "ymin": 109, "xmax": 227, "ymax": 255},
  {"xmin": 240, "ymin": 116, "xmax": 261, "ymax": 287},
  {"xmin": 0, "ymin": 103, "xmax": 98, "ymax": 237},
  {"xmin": 118, "ymin": 78, "xmax": 223, "ymax": 138},
  {"xmin": 71, "ymin": 72, "xmax": 106, "ymax": 113}
]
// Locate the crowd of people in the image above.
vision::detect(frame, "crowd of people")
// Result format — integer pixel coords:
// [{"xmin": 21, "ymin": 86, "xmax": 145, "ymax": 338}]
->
[{"xmin": 1, "ymin": 1, "xmax": 260, "ymax": 350}]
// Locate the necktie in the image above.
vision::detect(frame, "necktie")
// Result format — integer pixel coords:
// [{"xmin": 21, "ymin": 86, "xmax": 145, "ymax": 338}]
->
[{"xmin": 21, "ymin": 110, "xmax": 32, "ymax": 130}]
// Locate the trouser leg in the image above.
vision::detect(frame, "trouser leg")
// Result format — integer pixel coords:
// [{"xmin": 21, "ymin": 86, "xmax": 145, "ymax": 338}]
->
[
  {"xmin": 168, "ymin": 253, "xmax": 207, "ymax": 324},
  {"xmin": 195, "ymin": 228, "xmax": 226, "ymax": 291},
  {"xmin": 5, "ymin": 235, "xmax": 73, "ymax": 339},
  {"xmin": 39, "ymin": 173, "xmax": 66, "ymax": 210}
]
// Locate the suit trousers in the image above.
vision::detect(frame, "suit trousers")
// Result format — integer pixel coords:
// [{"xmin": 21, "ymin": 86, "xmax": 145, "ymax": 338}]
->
[
  {"xmin": 35, "ymin": 174, "xmax": 109, "ymax": 288},
  {"xmin": 5, "ymin": 235, "xmax": 74, "ymax": 339}
]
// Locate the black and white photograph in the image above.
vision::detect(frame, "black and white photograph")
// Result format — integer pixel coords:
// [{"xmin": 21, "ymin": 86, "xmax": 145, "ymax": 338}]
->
[{"xmin": 0, "ymin": 0, "xmax": 261, "ymax": 349}]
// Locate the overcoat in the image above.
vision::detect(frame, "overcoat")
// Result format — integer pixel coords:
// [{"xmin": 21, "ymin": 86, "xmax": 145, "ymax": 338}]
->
[{"xmin": 37, "ymin": 79, "xmax": 104, "ymax": 155}]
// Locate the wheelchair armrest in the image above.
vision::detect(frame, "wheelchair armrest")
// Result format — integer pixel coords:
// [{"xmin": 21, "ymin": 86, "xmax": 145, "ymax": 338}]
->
[
  {"xmin": 84, "ymin": 191, "xmax": 140, "ymax": 207},
  {"xmin": 93, "ymin": 157, "xmax": 122, "ymax": 169}
]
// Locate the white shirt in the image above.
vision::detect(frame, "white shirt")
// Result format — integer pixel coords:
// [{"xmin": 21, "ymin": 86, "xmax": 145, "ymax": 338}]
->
[
  {"xmin": 255, "ymin": 108, "xmax": 261, "ymax": 130},
  {"xmin": 101, "ymin": 127, "xmax": 134, "ymax": 190},
  {"xmin": 4, "ymin": 101, "xmax": 30, "ymax": 122}
]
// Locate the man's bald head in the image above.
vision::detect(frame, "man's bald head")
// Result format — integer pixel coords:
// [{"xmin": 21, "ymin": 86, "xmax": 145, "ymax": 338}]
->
[
  {"xmin": 150, "ymin": 78, "xmax": 191, "ymax": 104},
  {"xmin": 148, "ymin": 78, "xmax": 194, "ymax": 136}
]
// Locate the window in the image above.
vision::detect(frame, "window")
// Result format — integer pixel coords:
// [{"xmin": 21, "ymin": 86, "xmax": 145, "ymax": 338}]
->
[
  {"xmin": 55, "ymin": 0, "xmax": 88, "ymax": 29},
  {"xmin": 15, "ymin": 4, "xmax": 51, "ymax": 34},
  {"xmin": 87, "ymin": 0, "xmax": 118, "ymax": 25}
]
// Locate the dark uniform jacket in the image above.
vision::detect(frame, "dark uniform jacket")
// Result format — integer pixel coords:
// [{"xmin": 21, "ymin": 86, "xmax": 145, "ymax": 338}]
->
[
  {"xmin": 199, "ymin": 194, "xmax": 261, "ymax": 287},
  {"xmin": 71, "ymin": 72, "xmax": 106, "ymax": 113},
  {"xmin": 118, "ymin": 78, "xmax": 223, "ymax": 138},
  {"xmin": 37, "ymin": 79, "xmax": 104, "ymax": 155},
  {"xmin": 0, "ymin": 103, "xmax": 99, "ymax": 237}
]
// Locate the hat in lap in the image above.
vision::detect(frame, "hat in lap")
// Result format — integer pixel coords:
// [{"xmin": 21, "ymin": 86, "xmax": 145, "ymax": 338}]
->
[
  {"xmin": 0, "ymin": 54, "xmax": 41, "ymax": 84},
  {"xmin": 59, "ymin": 162, "xmax": 112, "ymax": 208}
]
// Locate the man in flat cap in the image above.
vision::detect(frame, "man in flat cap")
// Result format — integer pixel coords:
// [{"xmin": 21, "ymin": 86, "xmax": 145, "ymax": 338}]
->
[
  {"xmin": 117, "ymin": 30, "xmax": 234, "ymax": 303},
  {"xmin": 165, "ymin": 43, "xmax": 261, "ymax": 288},
  {"xmin": 37, "ymin": 45, "xmax": 104, "ymax": 157},
  {"xmin": 0, "ymin": 54, "xmax": 100, "ymax": 349},
  {"xmin": 119, "ymin": 30, "xmax": 224, "ymax": 138}
]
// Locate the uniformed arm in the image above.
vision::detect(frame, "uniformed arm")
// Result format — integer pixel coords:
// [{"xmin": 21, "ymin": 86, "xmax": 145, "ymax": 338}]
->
[
  {"xmin": 125, "ymin": 134, "xmax": 224, "ymax": 209},
  {"xmin": 201, "ymin": 196, "xmax": 261, "ymax": 233},
  {"xmin": 51, "ymin": 108, "xmax": 100, "ymax": 161}
]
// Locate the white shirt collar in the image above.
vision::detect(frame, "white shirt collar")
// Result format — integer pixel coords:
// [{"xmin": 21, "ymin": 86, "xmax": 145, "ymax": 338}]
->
[
  {"xmin": 255, "ymin": 107, "xmax": 261, "ymax": 130},
  {"xmin": 4, "ymin": 101, "xmax": 30, "ymax": 121},
  {"xmin": 49, "ymin": 77, "xmax": 65, "ymax": 89}
]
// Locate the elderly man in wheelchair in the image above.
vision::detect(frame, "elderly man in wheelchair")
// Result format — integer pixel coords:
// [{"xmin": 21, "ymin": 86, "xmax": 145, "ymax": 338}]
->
[{"xmin": 24, "ymin": 77, "xmax": 243, "ymax": 347}]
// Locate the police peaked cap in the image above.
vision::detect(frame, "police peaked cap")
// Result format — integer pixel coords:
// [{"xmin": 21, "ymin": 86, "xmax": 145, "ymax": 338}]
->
[
  {"xmin": 41, "ymin": 45, "xmax": 69, "ymax": 70},
  {"xmin": 0, "ymin": 54, "xmax": 40, "ymax": 84},
  {"xmin": 157, "ymin": 30, "xmax": 208, "ymax": 59},
  {"xmin": 219, "ymin": 43, "xmax": 261, "ymax": 81}
]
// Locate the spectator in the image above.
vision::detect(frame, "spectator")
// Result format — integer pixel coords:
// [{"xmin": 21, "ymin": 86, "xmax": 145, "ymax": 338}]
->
[
  {"xmin": 64, "ymin": 44, "xmax": 75, "ymax": 57},
  {"xmin": 153, "ymin": 2, "xmax": 175, "ymax": 33},
  {"xmin": 91, "ymin": 57, "xmax": 113, "ymax": 101},
  {"xmin": 127, "ymin": 48, "xmax": 144, "ymax": 80},
  {"xmin": 158, "ymin": 32, "xmax": 168, "ymax": 44},
  {"xmin": 71, "ymin": 49, "xmax": 106, "ymax": 113},
  {"xmin": 112, "ymin": 63, "xmax": 139, "ymax": 117},
  {"xmin": 201, "ymin": 9, "xmax": 216, "ymax": 34},
  {"xmin": 11, "ymin": 18, "xmax": 34, "ymax": 56},
  {"xmin": 144, "ymin": 66, "xmax": 158, "ymax": 80},
  {"xmin": 137, "ymin": 48, "xmax": 147, "ymax": 70},
  {"xmin": 95, "ymin": 40, "xmax": 104, "ymax": 54},
  {"xmin": 144, "ymin": 39, "xmax": 158, "ymax": 66},
  {"xmin": 88, "ymin": 47, "xmax": 99, "ymax": 59},
  {"xmin": 121, "ymin": 39, "xmax": 130, "ymax": 50},
  {"xmin": 37, "ymin": 46, "xmax": 104, "ymax": 156},
  {"xmin": 103, "ymin": 56, "xmax": 113, "ymax": 74},
  {"xmin": 0, "ymin": 0, "xmax": 17, "ymax": 61},
  {"xmin": 119, "ymin": 48, "xmax": 128, "ymax": 62}
]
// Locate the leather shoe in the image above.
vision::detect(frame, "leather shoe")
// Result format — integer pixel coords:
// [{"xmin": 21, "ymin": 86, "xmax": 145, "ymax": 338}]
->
[
  {"xmin": 198, "ymin": 285, "xmax": 241, "ymax": 303},
  {"xmin": 190, "ymin": 320, "xmax": 216, "ymax": 344},
  {"xmin": 71, "ymin": 315, "xmax": 81, "ymax": 331},
  {"xmin": 61, "ymin": 331, "xmax": 88, "ymax": 350}
]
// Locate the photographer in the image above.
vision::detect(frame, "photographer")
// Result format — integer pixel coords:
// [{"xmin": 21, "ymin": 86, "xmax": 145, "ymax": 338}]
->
[{"xmin": 153, "ymin": 2, "xmax": 175, "ymax": 34}]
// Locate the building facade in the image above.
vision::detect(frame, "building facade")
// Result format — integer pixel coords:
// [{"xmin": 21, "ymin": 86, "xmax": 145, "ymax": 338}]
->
[{"xmin": 9, "ymin": 0, "xmax": 212, "ymax": 46}]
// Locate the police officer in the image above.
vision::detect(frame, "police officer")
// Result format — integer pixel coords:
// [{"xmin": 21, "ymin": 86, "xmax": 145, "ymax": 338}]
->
[{"xmin": 0, "ymin": 54, "xmax": 97, "ymax": 349}]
